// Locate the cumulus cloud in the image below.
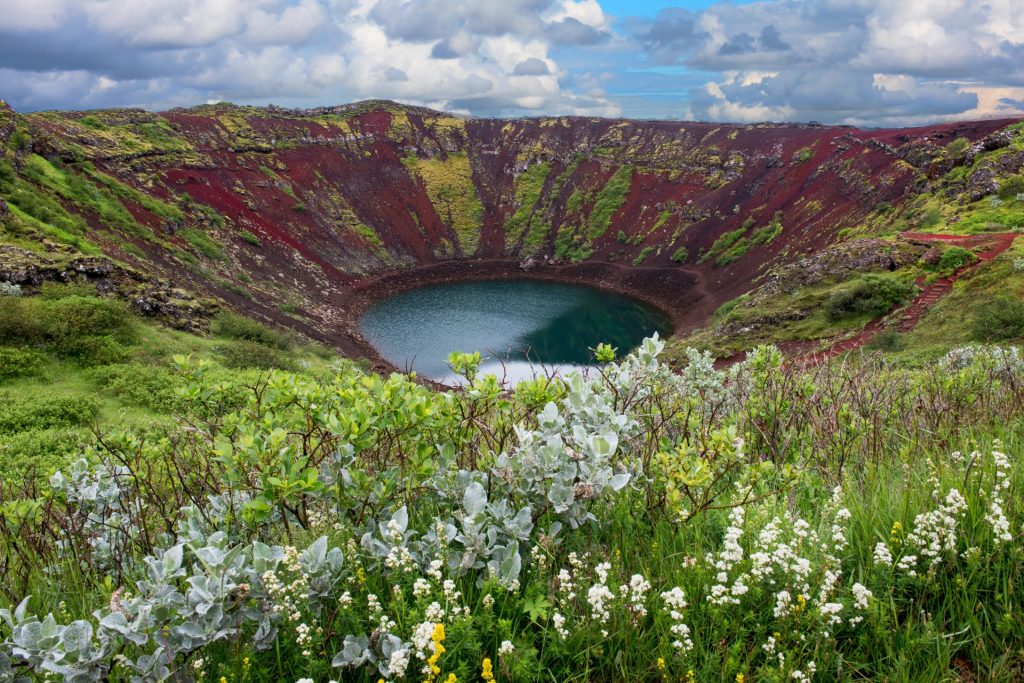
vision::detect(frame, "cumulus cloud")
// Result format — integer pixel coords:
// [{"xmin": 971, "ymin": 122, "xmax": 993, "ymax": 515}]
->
[
  {"xmin": 0, "ymin": 0, "xmax": 1021, "ymax": 124},
  {"xmin": 0, "ymin": 0, "xmax": 621, "ymax": 116},
  {"xmin": 640, "ymin": 0, "xmax": 1024, "ymax": 124}
]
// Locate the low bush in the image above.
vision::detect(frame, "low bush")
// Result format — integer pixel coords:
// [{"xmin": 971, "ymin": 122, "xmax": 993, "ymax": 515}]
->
[
  {"xmin": 89, "ymin": 362, "xmax": 182, "ymax": 413},
  {"xmin": 825, "ymin": 274, "xmax": 916, "ymax": 321},
  {"xmin": 0, "ymin": 346, "xmax": 44, "ymax": 380},
  {"xmin": 212, "ymin": 311, "xmax": 292, "ymax": 349},
  {"xmin": 997, "ymin": 174, "xmax": 1024, "ymax": 200},
  {"xmin": 936, "ymin": 245, "xmax": 976, "ymax": 272},
  {"xmin": 0, "ymin": 294, "xmax": 133, "ymax": 364},
  {"xmin": 218, "ymin": 339, "xmax": 295, "ymax": 370},
  {"xmin": 0, "ymin": 393, "xmax": 99, "ymax": 433},
  {"xmin": 970, "ymin": 297, "xmax": 1024, "ymax": 341},
  {"xmin": 0, "ymin": 427, "xmax": 89, "ymax": 482}
]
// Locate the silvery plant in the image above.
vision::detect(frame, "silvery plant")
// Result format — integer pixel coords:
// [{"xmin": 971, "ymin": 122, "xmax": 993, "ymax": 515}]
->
[
  {"xmin": 49, "ymin": 458, "xmax": 143, "ymax": 572},
  {"xmin": 1, "ymin": 477, "xmax": 345, "ymax": 681},
  {"xmin": 0, "ymin": 335, "xmax": 700, "ymax": 681}
]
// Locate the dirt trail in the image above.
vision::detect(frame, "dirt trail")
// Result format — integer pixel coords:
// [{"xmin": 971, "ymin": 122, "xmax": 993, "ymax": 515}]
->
[{"xmin": 791, "ymin": 232, "xmax": 1018, "ymax": 366}]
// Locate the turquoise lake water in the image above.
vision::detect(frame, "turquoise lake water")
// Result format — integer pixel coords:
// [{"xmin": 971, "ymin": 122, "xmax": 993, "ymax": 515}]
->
[{"xmin": 358, "ymin": 279, "xmax": 671, "ymax": 384}]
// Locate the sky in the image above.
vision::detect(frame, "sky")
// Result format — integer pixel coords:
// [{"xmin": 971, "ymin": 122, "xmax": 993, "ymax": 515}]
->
[{"xmin": 1, "ymin": 0, "xmax": 1023, "ymax": 126}]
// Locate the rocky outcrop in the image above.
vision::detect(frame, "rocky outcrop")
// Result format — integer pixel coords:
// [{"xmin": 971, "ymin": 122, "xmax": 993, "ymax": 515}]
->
[{"xmin": 0, "ymin": 245, "xmax": 216, "ymax": 332}]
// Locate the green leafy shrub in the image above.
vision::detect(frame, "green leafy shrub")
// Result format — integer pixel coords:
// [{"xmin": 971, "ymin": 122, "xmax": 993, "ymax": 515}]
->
[
  {"xmin": 217, "ymin": 339, "xmax": 295, "ymax": 370},
  {"xmin": 587, "ymin": 166, "xmax": 632, "ymax": 239},
  {"xmin": 0, "ymin": 294, "xmax": 133, "ymax": 362},
  {"xmin": 970, "ymin": 298, "xmax": 1024, "ymax": 341},
  {"xmin": 701, "ymin": 227, "xmax": 748, "ymax": 264},
  {"xmin": 212, "ymin": 312, "xmax": 292, "ymax": 349},
  {"xmin": 670, "ymin": 246, "xmax": 688, "ymax": 263},
  {"xmin": 936, "ymin": 246, "xmax": 976, "ymax": 272},
  {"xmin": 997, "ymin": 174, "xmax": 1024, "ymax": 200},
  {"xmin": 866, "ymin": 327, "xmax": 905, "ymax": 351},
  {"xmin": 0, "ymin": 347, "xmax": 44, "ymax": 380},
  {"xmin": 825, "ymin": 274, "xmax": 916, "ymax": 321},
  {"xmin": 945, "ymin": 136, "xmax": 970, "ymax": 158},
  {"xmin": 89, "ymin": 363, "xmax": 182, "ymax": 413},
  {"xmin": 793, "ymin": 147, "xmax": 813, "ymax": 163},
  {"xmin": 0, "ymin": 427, "xmax": 89, "ymax": 481},
  {"xmin": 0, "ymin": 393, "xmax": 99, "ymax": 433},
  {"xmin": 38, "ymin": 281, "xmax": 97, "ymax": 300}
]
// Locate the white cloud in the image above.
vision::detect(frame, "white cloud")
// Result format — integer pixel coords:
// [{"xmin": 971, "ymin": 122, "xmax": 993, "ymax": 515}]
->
[{"xmin": 0, "ymin": 0, "xmax": 69, "ymax": 31}]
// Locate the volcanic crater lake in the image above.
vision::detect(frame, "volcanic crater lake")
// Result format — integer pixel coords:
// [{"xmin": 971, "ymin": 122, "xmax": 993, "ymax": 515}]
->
[{"xmin": 359, "ymin": 279, "xmax": 671, "ymax": 384}]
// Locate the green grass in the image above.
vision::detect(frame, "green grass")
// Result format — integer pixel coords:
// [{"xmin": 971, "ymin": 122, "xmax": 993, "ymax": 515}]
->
[
  {"xmin": 586, "ymin": 165, "xmax": 633, "ymax": 240},
  {"xmin": 180, "ymin": 228, "xmax": 225, "ymax": 260},
  {"xmin": 504, "ymin": 162, "xmax": 551, "ymax": 247}
]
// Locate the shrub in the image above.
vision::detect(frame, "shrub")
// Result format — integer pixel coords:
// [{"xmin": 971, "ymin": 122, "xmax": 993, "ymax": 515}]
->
[
  {"xmin": 936, "ymin": 246, "xmax": 976, "ymax": 272},
  {"xmin": 89, "ymin": 363, "xmax": 182, "ymax": 413},
  {"xmin": 945, "ymin": 136, "xmax": 970, "ymax": 158},
  {"xmin": 970, "ymin": 298, "xmax": 1024, "ymax": 341},
  {"xmin": 38, "ymin": 281, "xmax": 97, "ymax": 300},
  {"xmin": 701, "ymin": 227, "xmax": 748, "ymax": 264},
  {"xmin": 793, "ymin": 147, "xmax": 813, "ymax": 163},
  {"xmin": 866, "ymin": 327, "xmax": 904, "ymax": 352},
  {"xmin": 0, "ymin": 427, "xmax": 89, "ymax": 482},
  {"xmin": 0, "ymin": 294, "xmax": 133, "ymax": 363},
  {"xmin": 670, "ymin": 246, "xmax": 688, "ymax": 263},
  {"xmin": 217, "ymin": 339, "xmax": 295, "ymax": 370},
  {"xmin": 0, "ymin": 347, "xmax": 44, "ymax": 380},
  {"xmin": 825, "ymin": 275, "xmax": 916, "ymax": 321},
  {"xmin": 997, "ymin": 174, "xmax": 1024, "ymax": 200},
  {"xmin": 212, "ymin": 312, "xmax": 292, "ymax": 350},
  {"xmin": 180, "ymin": 228, "xmax": 224, "ymax": 260},
  {"xmin": 0, "ymin": 393, "xmax": 99, "ymax": 433},
  {"xmin": 918, "ymin": 208, "xmax": 942, "ymax": 229}
]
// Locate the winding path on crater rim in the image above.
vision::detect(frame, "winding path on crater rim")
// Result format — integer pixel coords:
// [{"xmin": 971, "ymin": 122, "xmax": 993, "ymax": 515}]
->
[{"xmin": 787, "ymin": 232, "xmax": 1019, "ymax": 366}]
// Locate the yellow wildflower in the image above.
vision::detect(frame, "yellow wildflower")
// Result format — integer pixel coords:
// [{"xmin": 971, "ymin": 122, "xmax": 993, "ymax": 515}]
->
[
  {"xmin": 444, "ymin": 675, "xmax": 457, "ymax": 683},
  {"xmin": 482, "ymin": 657, "xmax": 495, "ymax": 682},
  {"xmin": 219, "ymin": 677, "xmax": 228, "ymax": 683},
  {"xmin": 736, "ymin": 675, "xmax": 745, "ymax": 683},
  {"xmin": 686, "ymin": 670, "xmax": 696, "ymax": 683},
  {"xmin": 657, "ymin": 657, "xmax": 666, "ymax": 671}
]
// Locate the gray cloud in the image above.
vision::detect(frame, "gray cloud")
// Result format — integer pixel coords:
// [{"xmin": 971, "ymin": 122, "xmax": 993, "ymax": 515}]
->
[
  {"xmin": 383, "ymin": 66, "xmax": 408, "ymax": 82},
  {"xmin": 512, "ymin": 58, "xmax": 550, "ymax": 76},
  {"xmin": 545, "ymin": 17, "xmax": 607, "ymax": 46}
]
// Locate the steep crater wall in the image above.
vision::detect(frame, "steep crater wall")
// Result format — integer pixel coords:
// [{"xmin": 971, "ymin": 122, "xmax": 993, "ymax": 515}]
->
[{"xmin": 2, "ymin": 100, "xmax": 1018, "ymax": 362}]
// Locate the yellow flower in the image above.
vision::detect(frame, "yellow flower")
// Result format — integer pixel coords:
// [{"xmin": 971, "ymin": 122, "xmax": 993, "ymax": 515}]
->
[
  {"xmin": 219, "ymin": 677, "xmax": 228, "ymax": 683},
  {"xmin": 482, "ymin": 657, "xmax": 495, "ymax": 682},
  {"xmin": 736, "ymin": 674, "xmax": 745, "ymax": 683},
  {"xmin": 444, "ymin": 675, "xmax": 457, "ymax": 683},
  {"xmin": 657, "ymin": 657, "xmax": 666, "ymax": 671},
  {"xmin": 686, "ymin": 670, "xmax": 696, "ymax": 683}
]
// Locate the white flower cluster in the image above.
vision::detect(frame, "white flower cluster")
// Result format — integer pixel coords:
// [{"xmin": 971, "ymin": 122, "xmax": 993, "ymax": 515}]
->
[
  {"xmin": 904, "ymin": 488, "xmax": 968, "ymax": 570},
  {"xmin": 985, "ymin": 449, "xmax": 1012, "ymax": 544},
  {"xmin": 708, "ymin": 507, "xmax": 747, "ymax": 606},
  {"xmin": 660, "ymin": 586, "xmax": 693, "ymax": 652},
  {"xmin": 587, "ymin": 563, "xmax": 615, "ymax": 635},
  {"xmin": 621, "ymin": 574, "xmax": 651, "ymax": 619},
  {"xmin": 262, "ymin": 546, "xmax": 310, "ymax": 623}
]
